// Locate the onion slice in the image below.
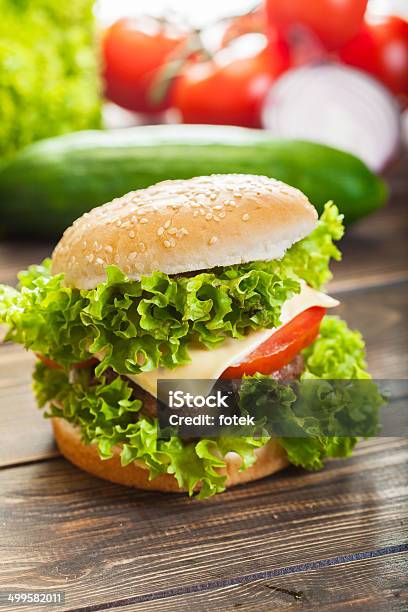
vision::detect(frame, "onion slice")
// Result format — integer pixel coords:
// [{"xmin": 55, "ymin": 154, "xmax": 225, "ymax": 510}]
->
[{"xmin": 261, "ymin": 63, "xmax": 401, "ymax": 172}]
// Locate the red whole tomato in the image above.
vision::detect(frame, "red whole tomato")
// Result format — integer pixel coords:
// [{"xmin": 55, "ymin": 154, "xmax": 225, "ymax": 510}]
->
[
  {"xmin": 172, "ymin": 35, "xmax": 286, "ymax": 128},
  {"xmin": 103, "ymin": 17, "xmax": 187, "ymax": 114},
  {"xmin": 221, "ymin": 306, "xmax": 326, "ymax": 378},
  {"xmin": 339, "ymin": 16, "xmax": 408, "ymax": 103},
  {"xmin": 265, "ymin": 0, "xmax": 368, "ymax": 51}
]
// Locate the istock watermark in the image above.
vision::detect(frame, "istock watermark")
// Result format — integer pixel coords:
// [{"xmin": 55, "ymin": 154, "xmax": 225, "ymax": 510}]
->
[
  {"xmin": 168, "ymin": 389, "xmax": 231, "ymax": 409},
  {"xmin": 157, "ymin": 378, "xmax": 408, "ymax": 440}
]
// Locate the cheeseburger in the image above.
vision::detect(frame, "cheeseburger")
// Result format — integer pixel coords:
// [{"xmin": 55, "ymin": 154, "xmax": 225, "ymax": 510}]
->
[{"xmin": 0, "ymin": 175, "xmax": 374, "ymax": 498}]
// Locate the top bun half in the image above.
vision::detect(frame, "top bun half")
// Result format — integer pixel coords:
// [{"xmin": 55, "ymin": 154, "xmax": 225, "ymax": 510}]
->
[{"xmin": 51, "ymin": 174, "xmax": 318, "ymax": 289}]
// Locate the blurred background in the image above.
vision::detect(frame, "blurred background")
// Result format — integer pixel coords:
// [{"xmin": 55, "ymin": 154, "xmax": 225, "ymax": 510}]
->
[{"xmin": 0, "ymin": 0, "xmax": 407, "ymax": 243}]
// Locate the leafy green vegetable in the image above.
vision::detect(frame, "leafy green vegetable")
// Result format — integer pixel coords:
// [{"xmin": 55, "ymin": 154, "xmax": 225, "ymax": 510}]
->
[
  {"xmin": 33, "ymin": 363, "xmax": 267, "ymax": 499},
  {"xmin": 31, "ymin": 315, "xmax": 375, "ymax": 499},
  {"xmin": 0, "ymin": 0, "xmax": 101, "ymax": 159},
  {"xmin": 280, "ymin": 201, "xmax": 344, "ymax": 288},
  {"xmin": 0, "ymin": 203, "xmax": 343, "ymax": 375},
  {"xmin": 239, "ymin": 316, "xmax": 382, "ymax": 471},
  {"xmin": 276, "ymin": 316, "xmax": 379, "ymax": 469},
  {"xmin": 283, "ymin": 316, "xmax": 379, "ymax": 469},
  {"xmin": 301, "ymin": 315, "xmax": 370, "ymax": 379}
]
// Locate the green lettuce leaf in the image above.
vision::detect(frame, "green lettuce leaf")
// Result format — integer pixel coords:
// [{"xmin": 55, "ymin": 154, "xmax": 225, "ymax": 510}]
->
[
  {"xmin": 31, "ymin": 315, "xmax": 374, "ymax": 499},
  {"xmin": 0, "ymin": 0, "xmax": 101, "ymax": 159},
  {"xmin": 0, "ymin": 203, "xmax": 343, "ymax": 376},
  {"xmin": 33, "ymin": 362, "xmax": 267, "ymax": 499},
  {"xmin": 301, "ymin": 315, "xmax": 370, "ymax": 379},
  {"xmin": 279, "ymin": 316, "xmax": 379, "ymax": 469},
  {"xmin": 280, "ymin": 201, "xmax": 344, "ymax": 288}
]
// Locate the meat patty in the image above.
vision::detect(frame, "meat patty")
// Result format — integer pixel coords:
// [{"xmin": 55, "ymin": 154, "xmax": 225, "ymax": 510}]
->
[
  {"xmin": 90, "ymin": 354, "xmax": 304, "ymax": 419},
  {"xmin": 269, "ymin": 354, "xmax": 304, "ymax": 382}
]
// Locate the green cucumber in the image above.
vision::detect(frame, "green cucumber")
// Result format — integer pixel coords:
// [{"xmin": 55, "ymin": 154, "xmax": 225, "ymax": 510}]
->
[{"xmin": 0, "ymin": 124, "xmax": 387, "ymax": 238}]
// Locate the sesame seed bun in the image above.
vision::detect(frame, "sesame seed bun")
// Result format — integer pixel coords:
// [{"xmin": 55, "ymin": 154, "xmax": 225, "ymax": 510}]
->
[
  {"xmin": 51, "ymin": 174, "xmax": 317, "ymax": 289},
  {"xmin": 52, "ymin": 417, "xmax": 289, "ymax": 494}
]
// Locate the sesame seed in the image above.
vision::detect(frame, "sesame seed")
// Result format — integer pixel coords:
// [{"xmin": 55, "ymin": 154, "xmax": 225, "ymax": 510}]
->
[
  {"xmin": 209, "ymin": 236, "xmax": 218, "ymax": 245},
  {"xmin": 210, "ymin": 193, "xmax": 217, "ymax": 201},
  {"xmin": 157, "ymin": 227, "xmax": 165, "ymax": 236},
  {"xmin": 168, "ymin": 227, "xmax": 177, "ymax": 235},
  {"xmin": 129, "ymin": 230, "xmax": 135, "ymax": 238},
  {"xmin": 140, "ymin": 217, "xmax": 148, "ymax": 224},
  {"xmin": 242, "ymin": 213, "xmax": 250, "ymax": 221},
  {"xmin": 82, "ymin": 241, "xmax": 87, "ymax": 248},
  {"xmin": 164, "ymin": 220, "xmax": 171, "ymax": 229},
  {"xmin": 86, "ymin": 254, "xmax": 94, "ymax": 263},
  {"xmin": 128, "ymin": 252, "xmax": 138, "ymax": 261},
  {"xmin": 213, "ymin": 204, "xmax": 223, "ymax": 210},
  {"xmin": 164, "ymin": 240, "xmax": 171, "ymax": 248},
  {"xmin": 219, "ymin": 211, "xmax": 226, "ymax": 218},
  {"xmin": 193, "ymin": 210, "xmax": 199, "ymax": 217},
  {"xmin": 105, "ymin": 245, "xmax": 113, "ymax": 253},
  {"xmin": 205, "ymin": 213, "xmax": 213, "ymax": 221},
  {"xmin": 96, "ymin": 257, "xmax": 104, "ymax": 265},
  {"xmin": 116, "ymin": 220, "xmax": 122, "ymax": 228},
  {"xmin": 139, "ymin": 242, "xmax": 146, "ymax": 252}
]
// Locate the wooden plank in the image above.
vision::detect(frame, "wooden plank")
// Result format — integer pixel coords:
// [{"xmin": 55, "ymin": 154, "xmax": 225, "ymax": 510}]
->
[
  {"xmin": 0, "ymin": 344, "xmax": 57, "ymax": 466},
  {"xmin": 113, "ymin": 552, "xmax": 408, "ymax": 611},
  {"xmin": 329, "ymin": 152, "xmax": 408, "ymax": 293},
  {"xmin": 0, "ymin": 438, "xmax": 406, "ymax": 611},
  {"xmin": 0, "ymin": 243, "xmax": 51, "ymax": 286},
  {"xmin": 334, "ymin": 282, "xmax": 408, "ymax": 379}
]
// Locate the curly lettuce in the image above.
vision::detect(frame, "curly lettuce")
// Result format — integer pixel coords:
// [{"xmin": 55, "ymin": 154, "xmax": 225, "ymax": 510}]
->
[
  {"xmin": 240, "ymin": 317, "xmax": 382, "ymax": 471},
  {"xmin": 0, "ymin": 203, "xmax": 343, "ymax": 376},
  {"xmin": 32, "ymin": 315, "xmax": 375, "ymax": 499},
  {"xmin": 0, "ymin": 0, "xmax": 101, "ymax": 159},
  {"xmin": 33, "ymin": 362, "xmax": 267, "ymax": 499}
]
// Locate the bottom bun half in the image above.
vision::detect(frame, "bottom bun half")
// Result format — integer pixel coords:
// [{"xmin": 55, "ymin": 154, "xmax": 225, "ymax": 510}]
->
[{"xmin": 52, "ymin": 417, "xmax": 289, "ymax": 494}]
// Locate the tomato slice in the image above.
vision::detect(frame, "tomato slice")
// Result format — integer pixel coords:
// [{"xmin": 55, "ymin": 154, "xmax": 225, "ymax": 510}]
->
[
  {"xmin": 221, "ymin": 306, "xmax": 326, "ymax": 379},
  {"xmin": 36, "ymin": 354, "xmax": 98, "ymax": 371}
]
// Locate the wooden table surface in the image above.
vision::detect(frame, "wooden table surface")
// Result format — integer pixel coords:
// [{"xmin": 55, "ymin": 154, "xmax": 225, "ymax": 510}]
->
[{"xmin": 0, "ymin": 155, "xmax": 407, "ymax": 611}]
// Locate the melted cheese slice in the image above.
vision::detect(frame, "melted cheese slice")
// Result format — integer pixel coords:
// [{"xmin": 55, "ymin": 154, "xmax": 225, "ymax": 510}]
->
[{"xmin": 123, "ymin": 284, "xmax": 339, "ymax": 398}]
